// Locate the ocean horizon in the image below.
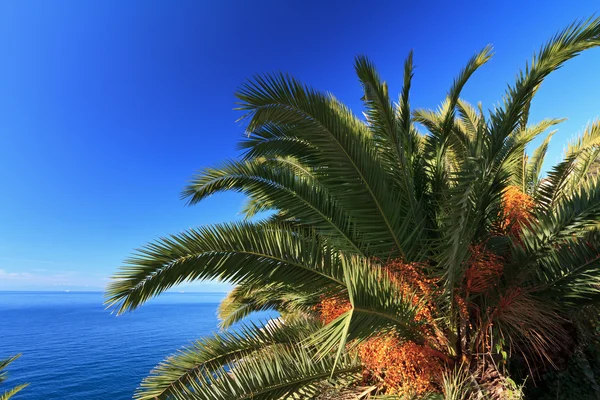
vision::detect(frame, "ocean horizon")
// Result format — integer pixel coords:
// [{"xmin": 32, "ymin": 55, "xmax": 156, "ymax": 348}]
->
[{"xmin": 0, "ymin": 290, "xmax": 273, "ymax": 399}]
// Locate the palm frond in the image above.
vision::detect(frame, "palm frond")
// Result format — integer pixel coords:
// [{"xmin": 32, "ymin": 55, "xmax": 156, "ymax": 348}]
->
[
  {"xmin": 0, "ymin": 355, "xmax": 27, "ymax": 400},
  {"xmin": 441, "ymin": 45, "xmax": 493, "ymax": 134},
  {"xmin": 0, "ymin": 355, "xmax": 21, "ymax": 385},
  {"xmin": 0, "ymin": 384, "xmax": 29, "ymax": 400},
  {"xmin": 135, "ymin": 319, "xmax": 321, "ymax": 399},
  {"xmin": 239, "ymin": 196, "xmax": 274, "ymax": 219},
  {"xmin": 168, "ymin": 345, "xmax": 361, "ymax": 400},
  {"xmin": 182, "ymin": 157, "xmax": 364, "ymax": 255},
  {"xmin": 536, "ymin": 121, "xmax": 600, "ymax": 208},
  {"xmin": 507, "ymin": 118, "xmax": 564, "ymax": 189},
  {"xmin": 527, "ymin": 230, "xmax": 600, "ymax": 306},
  {"xmin": 420, "ymin": 46, "xmax": 493, "ymax": 237},
  {"xmin": 105, "ymin": 222, "xmax": 344, "ymax": 314},
  {"xmin": 490, "ymin": 17, "xmax": 600, "ymax": 148},
  {"xmin": 354, "ymin": 54, "xmax": 398, "ymax": 147},
  {"xmin": 354, "ymin": 53, "xmax": 426, "ymax": 253},
  {"xmin": 421, "ymin": 44, "xmax": 492, "ymax": 151},
  {"xmin": 236, "ymin": 72, "xmax": 418, "ymax": 258},
  {"xmin": 217, "ymin": 282, "xmax": 320, "ymax": 329},
  {"xmin": 524, "ymin": 129, "xmax": 555, "ymax": 196},
  {"xmin": 456, "ymin": 99, "xmax": 484, "ymax": 139},
  {"xmin": 525, "ymin": 175, "xmax": 600, "ymax": 252}
]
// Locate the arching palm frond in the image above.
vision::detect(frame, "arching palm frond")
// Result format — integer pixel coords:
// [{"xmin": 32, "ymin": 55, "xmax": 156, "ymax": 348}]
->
[
  {"xmin": 507, "ymin": 118, "xmax": 565, "ymax": 189},
  {"xmin": 105, "ymin": 222, "xmax": 345, "ymax": 314},
  {"xmin": 524, "ymin": 129, "xmax": 555, "ymax": 196},
  {"xmin": 134, "ymin": 320, "xmax": 322, "ymax": 400},
  {"xmin": 421, "ymin": 46, "xmax": 493, "ymax": 202},
  {"xmin": 217, "ymin": 283, "xmax": 320, "ymax": 329},
  {"xmin": 354, "ymin": 53, "xmax": 426, "ymax": 256},
  {"xmin": 536, "ymin": 120, "xmax": 600, "ymax": 209},
  {"xmin": 490, "ymin": 17, "xmax": 600, "ymax": 147},
  {"xmin": 236, "ymin": 73, "xmax": 412, "ymax": 258},
  {"xmin": 529, "ymin": 230, "xmax": 600, "ymax": 306},
  {"xmin": 0, "ymin": 355, "xmax": 27, "ymax": 400},
  {"xmin": 182, "ymin": 157, "xmax": 364, "ymax": 255},
  {"xmin": 523, "ymin": 174, "xmax": 600, "ymax": 258},
  {"xmin": 168, "ymin": 345, "xmax": 360, "ymax": 400}
]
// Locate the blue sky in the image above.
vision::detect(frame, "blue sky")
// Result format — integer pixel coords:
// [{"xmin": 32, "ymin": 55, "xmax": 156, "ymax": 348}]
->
[{"xmin": 1, "ymin": 0, "xmax": 600, "ymax": 291}]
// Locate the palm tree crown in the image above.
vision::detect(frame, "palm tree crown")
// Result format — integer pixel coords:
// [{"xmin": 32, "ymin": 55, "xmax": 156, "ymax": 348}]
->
[{"xmin": 107, "ymin": 17, "xmax": 600, "ymax": 399}]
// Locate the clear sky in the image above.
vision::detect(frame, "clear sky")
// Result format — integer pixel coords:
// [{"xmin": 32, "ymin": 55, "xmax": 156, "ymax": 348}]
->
[{"xmin": 1, "ymin": 0, "xmax": 600, "ymax": 291}]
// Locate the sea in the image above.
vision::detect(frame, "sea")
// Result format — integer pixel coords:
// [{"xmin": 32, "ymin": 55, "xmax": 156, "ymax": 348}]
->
[{"xmin": 0, "ymin": 291, "xmax": 274, "ymax": 399}]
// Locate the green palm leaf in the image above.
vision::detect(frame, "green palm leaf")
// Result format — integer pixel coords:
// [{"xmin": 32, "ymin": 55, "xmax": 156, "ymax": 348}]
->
[
  {"xmin": 182, "ymin": 157, "xmax": 364, "ymax": 254},
  {"xmin": 236, "ymin": 72, "xmax": 413, "ymax": 257},
  {"xmin": 168, "ymin": 345, "xmax": 361, "ymax": 400},
  {"xmin": 105, "ymin": 222, "xmax": 345, "ymax": 314},
  {"xmin": 490, "ymin": 17, "xmax": 600, "ymax": 147},
  {"xmin": 537, "ymin": 120, "xmax": 600, "ymax": 208},
  {"xmin": 135, "ymin": 319, "xmax": 321, "ymax": 399},
  {"xmin": 525, "ymin": 129, "xmax": 556, "ymax": 196},
  {"xmin": 0, "ymin": 355, "xmax": 27, "ymax": 400},
  {"xmin": 217, "ymin": 282, "xmax": 320, "ymax": 329},
  {"xmin": 0, "ymin": 385, "xmax": 29, "ymax": 400}
]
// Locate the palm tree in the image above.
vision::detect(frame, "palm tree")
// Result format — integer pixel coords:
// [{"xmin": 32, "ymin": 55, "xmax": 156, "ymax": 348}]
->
[
  {"xmin": 0, "ymin": 355, "xmax": 28, "ymax": 400},
  {"xmin": 106, "ymin": 17, "xmax": 600, "ymax": 399}
]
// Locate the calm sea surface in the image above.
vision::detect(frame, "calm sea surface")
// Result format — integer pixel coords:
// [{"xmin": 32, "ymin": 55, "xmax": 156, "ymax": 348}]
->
[{"xmin": 0, "ymin": 291, "xmax": 273, "ymax": 399}]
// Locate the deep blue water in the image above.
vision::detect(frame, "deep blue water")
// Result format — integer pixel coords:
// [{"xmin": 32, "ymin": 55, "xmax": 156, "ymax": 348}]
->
[{"xmin": 0, "ymin": 291, "xmax": 272, "ymax": 399}]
